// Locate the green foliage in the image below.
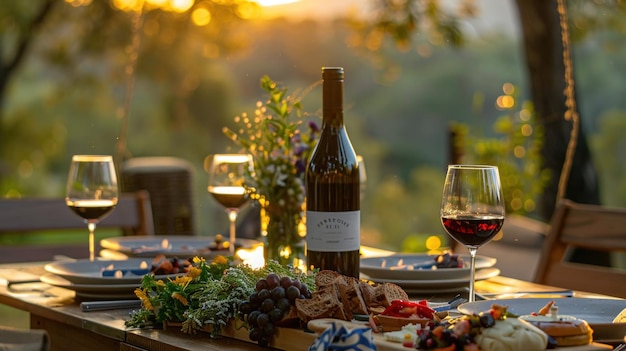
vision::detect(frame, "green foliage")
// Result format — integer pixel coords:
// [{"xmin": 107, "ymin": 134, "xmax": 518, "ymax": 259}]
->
[
  {"xmin": 364, "ymin": 166, "xmax": 449, "ymax": 252},
  {"xmin": 590, "ymin": 110, "xmax": 626, "ymax": 207},
  {"xmin": 223, "ymin": 76, "xmax": 320, "ymax": 213},
  {"xmin": 3, "ymin": 2, "xmax": 626, "ymax": 252},
  {"xmin": 127, "ymin": 256, "xmax": 314, "ymax": 336},
  {"xmin": 352, "ymin": 0, "xmax": 475, "ymax": 53},
  {"xmin": 455, "ymin": 97, "xmax": 550, "ymax": 216}
]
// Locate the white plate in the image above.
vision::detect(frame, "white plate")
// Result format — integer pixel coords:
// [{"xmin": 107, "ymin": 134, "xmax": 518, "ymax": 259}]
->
[
  {"xmin": 100, "ymin": 235, "xmax": 261, "ymax": 258},
  {"xmin": 362, "ymin": 267, "xmax": 500, "ymax": 291},
  {"xmin": 360, "ymin": 253, "xmax": 497, "ymax": 281},
  {"xmin": 458, "ymin": 298, "xmax": 626, "ymax": 343},
  {"xmin": 44, "ymin": 258, "xmax": 179, "ymax": 285},
  {"xmin": 40, "ymin": 273, "xmax": 139, "ymax": 300}
]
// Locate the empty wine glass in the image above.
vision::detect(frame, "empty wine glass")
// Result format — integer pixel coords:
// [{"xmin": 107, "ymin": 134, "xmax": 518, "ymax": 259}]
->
[
  {"xmin": 440, "ymin": 165, "xmax": 504, "ymax": 302},
  {"xmin": 66, "ymin": 155, "xmax": 119, "ymax": 261},
  {"xmin": 207, "ymin": 154, "xmax": 254, "ymax": 255}
]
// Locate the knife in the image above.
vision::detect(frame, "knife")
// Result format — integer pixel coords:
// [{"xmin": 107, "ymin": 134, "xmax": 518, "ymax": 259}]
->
[{"xmin": 80, "ymin": 299, "xmax": 142, "ymax": 312}]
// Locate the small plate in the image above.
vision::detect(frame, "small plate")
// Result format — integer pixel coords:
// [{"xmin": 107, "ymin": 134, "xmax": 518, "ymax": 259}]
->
[
  {"xmin": 40, "ymin": 273, "xmax": 139, "ymax": 300},
  {"xmin": 44, "ymin": 258, "xmax": 178, "ymax": 285},
  {"xmin": 360, "ymin": 253, "xmax": 497, "ymax": 281},
  {"xmin": 362, "ymin": 267, "xmax": 500, "ymax": 291},
  {"xmin": 100, "ymin": 235, "xmax": 261, "ymax": 258},
  {"xmin": 458, "ymin": 298, "xmax": 626, "ymax": 343}
]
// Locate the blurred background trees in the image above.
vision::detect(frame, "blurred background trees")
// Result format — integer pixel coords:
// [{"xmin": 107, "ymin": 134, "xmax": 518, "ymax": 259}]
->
[{"xmin": 2, "ymin": 0, "xmax": 626, "ymax": 252}]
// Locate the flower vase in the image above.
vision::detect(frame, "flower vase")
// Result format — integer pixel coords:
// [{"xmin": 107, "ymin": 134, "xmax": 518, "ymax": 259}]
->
[{"xmin": 260, "ymin": 197, "xmax": 306, "ymax": 269}]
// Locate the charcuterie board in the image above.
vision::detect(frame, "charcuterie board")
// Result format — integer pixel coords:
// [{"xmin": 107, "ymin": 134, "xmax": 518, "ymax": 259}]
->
[{"xmin": 166, "ymin": 318, "xmax": 612, "ymax": 351}]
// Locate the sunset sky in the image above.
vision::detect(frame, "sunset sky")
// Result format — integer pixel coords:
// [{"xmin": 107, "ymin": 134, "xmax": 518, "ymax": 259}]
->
[{"xmin": 255, "ymin": 0, "xmax": 518, "ymax": 37}]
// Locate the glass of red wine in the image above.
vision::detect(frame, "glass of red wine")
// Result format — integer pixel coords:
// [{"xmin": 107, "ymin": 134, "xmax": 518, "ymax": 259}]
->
[
  {"xmin": 66, "ymin": 155, "xmax": 119, "ymax": 262},
  {"xmin": 440, "ymin": 165, "xmax": 504, "ymax": 302},
  {"xmin": 207, "ymin": 154, "xmax": 254, "ymax": 255}
]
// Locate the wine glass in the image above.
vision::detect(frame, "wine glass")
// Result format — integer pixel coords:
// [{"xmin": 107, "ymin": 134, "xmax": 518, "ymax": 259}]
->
[
  {"xmin": 66, "ymin": 155, "xmax": 119, "ymax": 262},
  {"xmin": 207, "ymin": 154, "xmax": 254, "ymax": 255},
  {"xmin": 440, "ymin": 165, "xmax": 504, "ymax": 302}
]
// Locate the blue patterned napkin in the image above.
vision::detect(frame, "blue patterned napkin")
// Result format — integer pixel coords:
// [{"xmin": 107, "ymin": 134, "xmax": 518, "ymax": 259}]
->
[{"xmin": 308, "ymin": 321, "xmax": 377, "ymax": 351}]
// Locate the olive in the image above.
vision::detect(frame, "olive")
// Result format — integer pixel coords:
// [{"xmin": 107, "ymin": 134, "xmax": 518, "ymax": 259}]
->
[{"xmin": 479, "ymin": 313, "xmax": 495, "ymax": 328}]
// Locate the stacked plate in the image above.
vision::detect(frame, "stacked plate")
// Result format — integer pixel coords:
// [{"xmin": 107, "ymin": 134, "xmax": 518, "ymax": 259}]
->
[
  {"xmin": 41, "ymin": 258, "xmax": 173, "ymax": 300},
  {"xmin": 100, "ymin": 235, "xmax": 261, "ymax": 259},
  {"xmin": 360, "ymin": 253, "xmax": 500, "ymax": 294}
]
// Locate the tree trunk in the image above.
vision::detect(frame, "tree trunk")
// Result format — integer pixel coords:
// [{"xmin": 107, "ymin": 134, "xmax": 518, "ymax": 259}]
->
[
  {"xmin": 514, "ymin": 0, "xmax": 599, "ymax": 222},
  {"xmin": 0, "ymin": 0, "xmax": 57, "ymax": 158}
]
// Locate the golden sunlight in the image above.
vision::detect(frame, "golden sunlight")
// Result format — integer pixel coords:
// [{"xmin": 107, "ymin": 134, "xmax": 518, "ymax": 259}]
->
[
  {"xmin": 236, "ymin": 245, "xmax": 265, "ymax": 269},
  {"xmin": 192, "ymin": 7, "xmax": 212, "ymax": 26},
  {"xmin": 254, "ymin": 0, "xmax": 300, "ymax": 6}
]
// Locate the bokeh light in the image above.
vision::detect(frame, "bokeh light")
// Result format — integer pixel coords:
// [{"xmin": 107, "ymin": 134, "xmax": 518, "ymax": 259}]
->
[
  {"xmin": 502, "ymin": 82, "xmax": 515, "ymax": 95},
  {"xmin": 169, "ymin": 0, "xmax": 193, "ymax": 13},
  {"xmin": 65, "ymin": 0, "xmax": 93, "ymax": 6},
  {"xmin": 111, "ymin": 0, "xmax": 144, "ymax": 12},
  {"xmin": 192, "ymin": 7, "xmax": 212, "ymax": 26},
  {"xmin": 521, "ymin": 123, "xmax": 533, "ymax": 136},
  {"xmin": 496, "ymin": 95, "xmax": 514, "ymax": 109},
  {"xmin": 425, "ymin": 235, "xmax": 442, "ymax": 251}
]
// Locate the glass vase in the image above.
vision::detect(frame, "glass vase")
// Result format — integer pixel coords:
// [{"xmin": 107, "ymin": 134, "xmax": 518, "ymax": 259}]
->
[{"xmin": 259, "ymin": 197, "xmax": 306, "ymax": 269}]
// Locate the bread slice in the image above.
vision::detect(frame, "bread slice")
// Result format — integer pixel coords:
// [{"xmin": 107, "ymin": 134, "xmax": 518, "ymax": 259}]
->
[
  {"xmin": 315, "ymin": 270, "xmax": 342, "ymax": 287},
  {"xmin": 359, "ymin": 281, "xmax": 376, "ymax": 307},
  {"xmin": 296, "ymin": 283, "xmax": 348, "ymax": 323},
  {"xmin": 359, "ymin": 281, "xmax": 409, "ymax": 312},
  {"xmin": 378, "ymin": 283, "xmax": 409, "ymax": 307},
  {"xmin": 344, "ymin": 277, "xmax": 369, "ymax": 315},
  {"xmin": 333, "ymin": 278, "xmax": 354, "ymax": 321},
  {"xmin": 300, "ymin": 270, "xmax": 411, "ymax": 323}
]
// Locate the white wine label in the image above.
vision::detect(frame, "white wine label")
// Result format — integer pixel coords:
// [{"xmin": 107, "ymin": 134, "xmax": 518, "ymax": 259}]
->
[{"xmin": 306, "ymin": 210, "xmax": 360, "ymax": 251}]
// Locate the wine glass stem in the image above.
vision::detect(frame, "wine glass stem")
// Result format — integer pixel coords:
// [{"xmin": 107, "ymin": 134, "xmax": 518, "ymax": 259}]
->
[
  {"xmin": 88, "ymin": 222, "xmax": 96, "ymax": 262},
  {"xmin": 468, "ymin": 247, "xmax": 478, "ymax": 302},
  {"xmin": 227, "ymin": 209, "xmax": 238, "ymax": 255}
]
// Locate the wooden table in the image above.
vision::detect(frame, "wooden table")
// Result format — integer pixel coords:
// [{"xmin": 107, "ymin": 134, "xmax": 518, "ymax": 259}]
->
[{"xmin": 0, "ymin": 262, "xmax": 618, "ymax": 351}]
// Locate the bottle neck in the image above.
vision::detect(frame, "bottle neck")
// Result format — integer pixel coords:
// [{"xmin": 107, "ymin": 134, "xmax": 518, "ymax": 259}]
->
[{"xmin": 322, "ymin": 74, "xmax": 344, "ymax": 128}]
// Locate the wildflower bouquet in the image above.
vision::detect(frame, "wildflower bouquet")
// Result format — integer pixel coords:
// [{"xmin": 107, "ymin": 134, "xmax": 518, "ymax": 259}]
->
[
  {"xmin": 223, "ymin": 76, "xmax": 320, "ymax": 264},
  {"xmin": 126, "ymin": 256, "xmax": 314, "ymax": 337}
]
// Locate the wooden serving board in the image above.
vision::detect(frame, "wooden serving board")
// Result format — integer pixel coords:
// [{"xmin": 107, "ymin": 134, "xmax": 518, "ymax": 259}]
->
[{"xmin": 167, "ymin": 318, "xmax": 613, "ymax": 351}]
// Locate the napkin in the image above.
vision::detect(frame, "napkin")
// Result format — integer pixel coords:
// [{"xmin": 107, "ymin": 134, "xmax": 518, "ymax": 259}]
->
[
  {"xmin": 308, "ymin": 321, "xmax": 377, "ymax": 351},
  {"xmin": 0, "ymin": 326, "xmax": 50, "ymax": 351}
]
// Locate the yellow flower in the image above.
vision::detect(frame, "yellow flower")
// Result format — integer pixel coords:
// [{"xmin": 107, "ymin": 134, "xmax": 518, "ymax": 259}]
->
[
  {"xmin": 212, "ymin": 255, "xmax": 228, "ymax": 265},
  {"xmin": 156, "ymin": 280, "xmax": 166, "ymax": 287},
  {"xmin": 134, "ymin": 288, "xmax": 154, "ymax": 311},
  {"xmin": 192, "ymin": 256, "xmax": 205, "ymax": 264},
  {"xmin": 171, "ymin": 275, "xmax": 192, "ymax": 287},
  {"xmin": 171, "ymin": 292, "xmax": 188, "ymax": 306},
  {"xmin": 187, "ymin": 266, "xmax": 202, "ymax": 280}
]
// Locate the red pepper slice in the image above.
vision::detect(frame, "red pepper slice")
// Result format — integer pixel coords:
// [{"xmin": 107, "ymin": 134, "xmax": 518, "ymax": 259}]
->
[{"xmin": 381, "ymin": 300, "xmax": 436, "ymax": 318}]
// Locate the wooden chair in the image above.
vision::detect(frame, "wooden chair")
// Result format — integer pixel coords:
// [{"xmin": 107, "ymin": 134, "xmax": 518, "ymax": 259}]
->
[
  {"xmin": 534, "ymin": 199, "xmax": 626, "ymax": 298},
  {"xmin": 0, "ymin": 191, "xmax": 154, "ymax": 263}
]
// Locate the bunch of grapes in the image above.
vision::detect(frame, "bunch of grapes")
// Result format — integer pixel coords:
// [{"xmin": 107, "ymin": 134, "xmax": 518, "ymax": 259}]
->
[{"xmin": 238, "ymin": 273, "xmax": 312, "ymax": 347}]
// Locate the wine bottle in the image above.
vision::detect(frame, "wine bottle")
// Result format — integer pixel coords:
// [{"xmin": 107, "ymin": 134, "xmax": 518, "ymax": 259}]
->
[{"xmin": 306, "ymin": 67, "xmax": 360, "ymax": 278}]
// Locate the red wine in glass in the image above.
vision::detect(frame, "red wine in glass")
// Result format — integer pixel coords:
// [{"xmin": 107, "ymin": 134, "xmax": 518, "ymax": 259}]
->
[
  {"xmin": 67, "ymin": 199, "xmax": 117, "ymax": 221},
  {"xmin": 440, "ymin": 165, "xmax": 504, "ymax": 302},
  {"xmin": 441, "ymin": 215, "xmax": 504, "ymax": 247},
  {"xmin": 66, "ymin": 155, "xmax": 119, "ymax": 262}
]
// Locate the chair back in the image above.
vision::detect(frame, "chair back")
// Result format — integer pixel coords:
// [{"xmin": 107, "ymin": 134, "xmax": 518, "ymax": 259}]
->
[
  {"xmin": 121, "ymin": 157, "xmax": 195, "ymax": 235},
  {"xmin": 0, "ymin": 191, "xmax": 154, "ymax": 263},
  {"xmin": 534, "ymin": 199, "xmax": 626, "ymax": 298}
]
